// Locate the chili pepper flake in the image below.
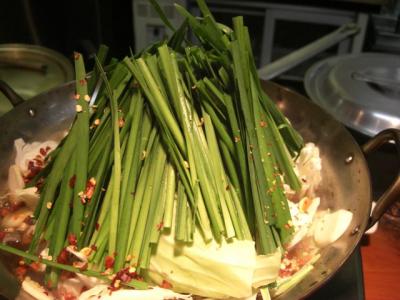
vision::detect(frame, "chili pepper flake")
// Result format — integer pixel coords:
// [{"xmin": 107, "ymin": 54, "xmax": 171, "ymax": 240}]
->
[
  {"xmin": 29, "ymin": 262, "xmax": 42, "ymax": 272},
  {"xmin": 78, "ymin": 191, "xmax": 87, "ymax": 204},
  {"xmin": 68, "ymin": 233, "xmax": 77, "ymax": 246},
  {"xmin": 91, "ymin": 244, "xmax": 98, "ymax": 251},
  {"xmin": 156, "ymin": 221, "xmax": 164, "ymax": 231},
  {"xmin": 57, "ymin": 248, "xmax": 70, "ymax": 264},
  {"xmin": 0, "ymin": 207, "xmax": 10, "ymax": 217},
  {"xmin": 284, "ymin": 223, "xmax": 292, "ymax": 230},
  {"xmin": 260, "ymin": 120, "xmax": 267, "ymax": 127},
  {"xmin": 74, "ymin": 94, "xmax": 81, "ymax": 100},
  {"xmin": 15, "ymin": 266, "xmax": 27, "ymax": 281},
  {"xmin": 74, "ymin": 52, "xmax": 80, "ymax": 60},
  {"xmin": 23, "ymin": 215, "xmax": 35, "ymax": 225},
  {"xmin": 79, "ymin": 79, "xmax": 87, "ymax": 86},
  {"xmin": 69, "ymin": 175, "xmax": 77, "ymax": 188},
  {"xmin": 118, "ymin": 118, "xmax": 125, "ymax": 128},
  {"xmin": 39, "ymin": 147, "xmax": 47, "ymax": 156},
  {"xmin": 108, "ymin": 267, "xmax": 141, "ymax": 292},
  {"xmin": 104, "ymin": 255, "xmax": 115, "ymax": 269},
  {"xmin": 95, "ymin": 223, "xmax": 100, "ymax": 231},
  {"xmin": 160, "ymin": 279, "xmax": 173, "ymax": 289},
  {"xmin": 85, "ymin": 178, "xmax": 96, "ymax": 199}
]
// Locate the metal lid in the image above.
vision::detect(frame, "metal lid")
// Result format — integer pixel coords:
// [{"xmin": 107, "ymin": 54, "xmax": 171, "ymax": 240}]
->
[
  {"xmin": 0, "ymin": 44, "xmax": 73, "ymax": 116},
  {"xmin": 304, "ymin": 52, "xmax": 400, "ymax": 137}
]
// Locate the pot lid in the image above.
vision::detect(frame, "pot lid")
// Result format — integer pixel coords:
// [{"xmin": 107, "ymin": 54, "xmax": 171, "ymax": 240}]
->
[
  {"xmin": 304, "ymin": 52, "xmax": 400, "ymax": 137},
  {"xmin": 0, "ymin": 44, "xmax": 73, "ymax": 116}
]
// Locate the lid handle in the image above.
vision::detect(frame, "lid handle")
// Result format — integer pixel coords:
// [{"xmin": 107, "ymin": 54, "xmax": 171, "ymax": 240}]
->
[{"xmin": 0, "ymin": 80, "xmax": 25, "ymax": 107}]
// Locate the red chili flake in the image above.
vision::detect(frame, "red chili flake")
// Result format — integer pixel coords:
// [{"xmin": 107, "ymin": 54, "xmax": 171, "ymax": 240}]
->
[
  {"xmin": 108, "ymin": 266, "xmax": 142, "ymax": 292},
  {"xmin": 45, "ymin": 280, "xmax": 52, "ymax": 289},
  {"xmin": 0, "ymin": 207, "xmax": 10, "ymax": 217},
  {"xmin": 25, "ymin": 160, "xmax": 43, "ymax": 181},
  {"xmin": 35, "ymin": 177, "xmax": 45, "ymax": 190},
  {"xmin": 0, "ymin": 231, "xmax": 6, "ymax": 241},
  {"xmin": 63, "ymin": 293, "xmax": 77, "ymax": 300},
  {"xmin": 22, "ymin": 231, "xmax": 33, "ymax": 245},
  {"xmin": 69, "ymin": 175, "xmax": 77, "ymax": 188},
  {"xmin": 29, "ymin": 262, "xmax": 41, "ymax": 272},
  {"xmin": 260, "ymin": 120, "xmax": 267, "ymax": 127},
  {"xmin": 15, "ymin": 266, "xmax": 27, "ymax": 281},
  {"xmin": 156, "ymin": 221, "xmax": 164, "ymax": 231},
  {"xmin": 57, "ymin": 248, "xmax": 70, "ymax": 264},
  {"xmin": 79, "ymin": 192, "xmax": 87, "ymax": 204},
  {"xmin": 83, "ymin": 178, "xmax": 96, "ymax": 202},
  {"xmin": 104, "ymin": 255, "xmax": 115, "ymax": 269},
  {"xmin": 74, "ymin": 52, "xmax": 80, "ymax": 60},
  {"xmin": 279, "ymin": 268, "xmax": 293, "ymax": 278},
  {"xmin": 39, "ymin": 148, "xmax": 47, "ymax": 156},
  {"xmin": 23, "ymin": 215, "xmax": 35, "ymax": 225},
  {"xmin": 68, "ymin": 233, "xmax": 77, "ymax": 246},
  {"xmin": 95, "ymin": 223, "xmax": 100, "ymax": 231},
  {"xmin": 79, "ymin": 79, "xmax": 87, "ymax": 86},
  {"xmin": 119, "ymin": 272, "xmax": 131, "ymax": 283},
  {"xmin": 160, "ymin": 279, "xmax": 173, "ymax": 289},
  {"xmin": 10, "ymin": 201, "xmax": 26, "ymax": 212},
  {"xmin": 118, "ymin": 118, "xmax": 125, "ymax": 128},
  {"xmin": 284, "ymin": 223, "xmax": 292, "ymax": 230},
  {"xmin": 33, "ymin": 158, "xmax": 44, "ymax": 166},
  {"xmin": 91, "ymin": 244, "xmax": 98, "ymax": 251},
  {"xmin": 46, "ymin": 146, "xmax": 51, "ymax": 152}
]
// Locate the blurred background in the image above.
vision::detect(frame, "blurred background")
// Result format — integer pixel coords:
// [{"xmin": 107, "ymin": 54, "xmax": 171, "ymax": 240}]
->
[{"xmin": 1, "ymin": 0, "xmax": 399, "ymax": 65}]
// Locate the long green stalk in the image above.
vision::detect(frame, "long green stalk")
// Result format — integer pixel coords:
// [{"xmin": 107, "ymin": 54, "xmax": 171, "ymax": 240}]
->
[
  {"xmin": 0, "ymin": 243, "xmax": 147, "ymax": 289},
  {"xmin": 70, "ymin": 53, "xmax": 90, "ymax": 238}
]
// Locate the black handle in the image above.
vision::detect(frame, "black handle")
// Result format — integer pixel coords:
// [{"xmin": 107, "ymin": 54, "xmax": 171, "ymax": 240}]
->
[
  {"xmin": 0, "ymin": 80, "xmax": 25, "ymax": 107},
  {"xmin": 362, "ymin": 128, "xmax": 400, "ymax": 229}
]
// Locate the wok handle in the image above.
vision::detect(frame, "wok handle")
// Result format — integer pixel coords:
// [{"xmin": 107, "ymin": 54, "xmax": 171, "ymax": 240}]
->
[
  {"xmin": 0, "ymin": 80, "xmax": 25, "ymax": 107},
  {"xmin": 362, "ymin": 128, "xmax": 400, "ymax": 229}
]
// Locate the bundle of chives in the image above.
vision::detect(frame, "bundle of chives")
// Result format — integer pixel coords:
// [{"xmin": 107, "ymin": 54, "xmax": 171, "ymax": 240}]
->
[{"xmin": 0, "ymin": 0, "xmax": 306, "ymax": 290}]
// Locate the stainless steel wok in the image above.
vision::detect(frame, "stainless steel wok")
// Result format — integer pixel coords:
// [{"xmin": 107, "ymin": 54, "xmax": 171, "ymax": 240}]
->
[{"xmin": 0, "ymin": 80, "xmax": 399, "ymax": 300}]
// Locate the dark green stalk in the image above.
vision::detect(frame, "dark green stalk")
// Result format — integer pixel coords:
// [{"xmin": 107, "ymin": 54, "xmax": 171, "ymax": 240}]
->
[
  {"xmin": 47, "ymin": 152, "xmax": 76, "ymax": 287},
  {"xmin": 114, "ymin": 92, "xmax": 144, "ymax": 270},
  {"xmin": 70, "ymin": 53, "xmax": 90, "ymax": 238}
]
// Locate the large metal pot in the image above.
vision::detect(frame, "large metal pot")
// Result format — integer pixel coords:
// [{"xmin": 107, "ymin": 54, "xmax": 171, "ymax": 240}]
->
[{"xmin": 0, "ymin": 80, "xmax": 399, "ymax": 299}]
